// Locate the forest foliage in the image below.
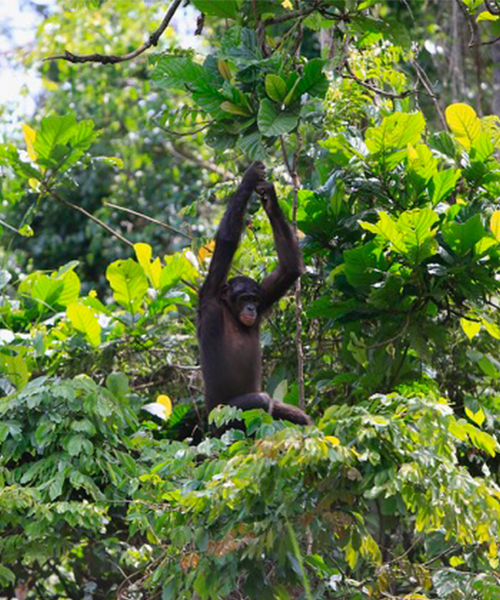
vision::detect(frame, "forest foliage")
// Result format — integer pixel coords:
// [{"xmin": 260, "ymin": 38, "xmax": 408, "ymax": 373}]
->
[{"xmin": 2, "ymin": 0, "xmax": 500, "ymax": 598}]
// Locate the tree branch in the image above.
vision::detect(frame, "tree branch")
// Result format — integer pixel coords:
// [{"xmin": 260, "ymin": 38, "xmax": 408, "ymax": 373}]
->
[
  {"xmin": 343, "ymin": 59, "xmax": 415, "ymax": 99},
  {"xmin": 44, "ymin": 0, "xmax": 182, "ymax": 64},
  {"xmin": 103, "ymin": 201, "xmax": 192, "ymax": 240},
  {"xmin": 43, "ymin": 184, "xmax": 134, "ymax": 247}
]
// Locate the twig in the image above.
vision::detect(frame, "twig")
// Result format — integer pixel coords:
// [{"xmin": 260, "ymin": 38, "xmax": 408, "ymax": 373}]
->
[
  {"xmin": 343, "ymin": 59, "xmax": 415, "ymax": 99},
  {"xmin": 411, "ymin": 59, "xmax": 447, "ymax": 130},
  {"xmin": 43, "ymin": 185, "xmax": 134, "ymax": 247},
  {"xmin": 167, "ymin": 142, "xmax": 234, "ymax": 181},
  {"xmin": 103, "ymin": 201, "xmax": 193, "ymax": 240},
  {"xmin": 367, "ymin": 315, "xmax": 410, "ymax": 349},
  {"xmin": 44, "ymin": 0, "xmax": 182, "ymax": 64},
  {"xmin": 0, "ymin": 216, "xmax": 22, "ymax": 235},
  {"xmin": 470, "ymin": 34, "xmax": 500, "ymax": 47},
  {"xmin": 153, "ymin": 117, "xmax": 213, "ymax": 137}
]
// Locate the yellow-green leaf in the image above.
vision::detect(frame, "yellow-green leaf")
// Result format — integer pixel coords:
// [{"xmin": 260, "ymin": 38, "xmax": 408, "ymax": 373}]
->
[
  {"xmin": 67, "ymin": 304, "xmax": 101, "ymax": 347},
  {"xmin": 22, "ymin": 124, "xmax": 38, "ymax": 161},
  {"xmin": 460, "ymin": 317, "xmax": 481, "ymax": 340},
  {"xmin": 465, "ymin": 406, "xmax": 486, "ymax": 427},
  {"xmin": 0, "ymin": 354, "xmax": 30, "ymax": 389},
  {"xmin": 483, "ymin": 319, "xmax": 500, "ymax": 339},
  {"xmin": 106, "ymin": 259, "xmax": 148, "ymax": 311},
  {"xmin": 490, "ymin": 211, "xmax": 500, "ymax": 241},
  {"xmin": 134, "ymin": 243, "xmax": 162, "ymax": 289},
  {"xmin": 265, "ymin": 74, "xmax": 287, "ymax": 103},
  {"xmin": 445, "ymin": 103, "xmax": 481, "ymax": 151},
  {"xmin": 220, "ymin": 101, "xmax": 251, "ymax": 117},
  {"xmin": 477, "ymin": 10, "xmax": 500, "ymax": 21},
  {"xmin": 217, "ymin": 59, "xmax": 232, "ymax": 81}
]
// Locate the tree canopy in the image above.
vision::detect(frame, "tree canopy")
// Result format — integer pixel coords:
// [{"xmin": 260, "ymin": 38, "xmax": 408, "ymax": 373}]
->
[{"xmin": 2, "ymin": 1, "xmax": 500, "ymax": 598}]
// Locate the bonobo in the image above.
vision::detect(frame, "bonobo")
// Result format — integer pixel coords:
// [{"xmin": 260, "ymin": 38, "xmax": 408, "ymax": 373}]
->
[{"xmin": 197, "ymin": 161, "xmax": 311, "ymax": 426}]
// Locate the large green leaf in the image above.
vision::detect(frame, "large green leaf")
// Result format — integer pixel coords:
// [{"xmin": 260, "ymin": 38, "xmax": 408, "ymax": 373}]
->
[
  {"xmin": 106, "ymin": 259, "xmax": 148, "ymax": 311},
  {"xmin": 429, "ymin": 169, "xmax": 461, "ymax": 205},
  {"xmin": 344, "ymin": 242, "xmax": 385, "ymax": 289},
  {"xmin": 192, "ymin": 0, "xmax": 238, "ymax": 19},
  {"xmin": 152, "ymin": 56, "xmax": 210, "ymax": 92},
  {"xmin": 67, "ymin": 304, "xmax": 101, "ymax": 347},
  {"xmin": 442, "ymin": 214, "xmax": 486, "ymax": 255},
  {"xmin": 445, "ymin": 103, "xmax": 481, "ymax": 151},
  {"xmin": 257, "ymin": 99, "xmax": 298, "ymax": 137},
  {"xmin": 294, "ymin": 58, "xmax": 329, "ymax": 99},
  {"xmin": 365, "ymin": 112, "xmax": 426, "ymax": 153},
  {"xmin": 236, "ymin": 131, "xmax": 267, "ymax": 160},
  {"xmin": 161, "ymin": 254, "xmax": 198, "ymax": 290},
  {"xmin": 0, "ymin": 353, "xmax": 30, "ymax": 389},
  {"xmin": 397, "ymin": 209, "xmax": 439, "ymax": 264},
  {"xmin": 265, "ymin": 74, "xmax": 287, "ymax": 103},
  {"xmin": 34, "ymin": 114, "xmax": 77, "ymax": 160}
]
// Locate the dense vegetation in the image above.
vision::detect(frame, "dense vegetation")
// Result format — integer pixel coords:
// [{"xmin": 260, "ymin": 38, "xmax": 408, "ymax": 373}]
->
[{"xmin": 2, "ymin": 0, "xmax": 500, "ymax": 598}]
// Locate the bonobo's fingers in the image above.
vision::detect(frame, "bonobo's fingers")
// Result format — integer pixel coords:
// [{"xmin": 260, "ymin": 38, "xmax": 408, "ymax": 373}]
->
[
  {"xmin": 256, "ymin": 181, "xmax": 277, "ymax": 209},
  {"xmin": 242, "ymin": 161, "xmax": 266, "ymax": 189}
]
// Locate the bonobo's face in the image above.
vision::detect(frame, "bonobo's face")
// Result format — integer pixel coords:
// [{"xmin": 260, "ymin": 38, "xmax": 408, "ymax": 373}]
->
[{"xmin": 225, "ymin": 277, "xmax": 262, "ymax": 328}]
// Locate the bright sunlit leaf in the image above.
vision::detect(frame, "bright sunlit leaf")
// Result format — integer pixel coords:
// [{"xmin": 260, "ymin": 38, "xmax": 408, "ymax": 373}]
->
[
  {"xmin": 445, "ymin": 103, "xmax": 481, "ymax": 151},
  {"xmin": 460, "ymin": 317, "xmax": 481, "ymax": 340},
  {"xmin": 22, "ymin": 124, "xmax": 37, "ymax": 161},
  {"xmin": 490, "ymin": 211, "xmax": 500, "ymax": 241}
]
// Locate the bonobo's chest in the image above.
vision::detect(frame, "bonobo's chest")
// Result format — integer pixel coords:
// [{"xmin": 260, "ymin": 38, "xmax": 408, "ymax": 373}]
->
[{"xmin": 199, "ymin": 301, "xmax": 262, "ymax": 403}]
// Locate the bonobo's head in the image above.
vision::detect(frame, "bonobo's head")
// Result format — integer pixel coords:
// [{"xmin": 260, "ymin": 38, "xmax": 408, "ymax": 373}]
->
[{"xmin": 223, "ymin": 276, "xmax": 262, "ymax": 327}]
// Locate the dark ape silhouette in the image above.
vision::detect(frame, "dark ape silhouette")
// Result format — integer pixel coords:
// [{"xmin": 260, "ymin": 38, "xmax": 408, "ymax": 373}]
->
[{"xmin": 197, "ymin": 161, "xmax": 311, "ymax": 425}]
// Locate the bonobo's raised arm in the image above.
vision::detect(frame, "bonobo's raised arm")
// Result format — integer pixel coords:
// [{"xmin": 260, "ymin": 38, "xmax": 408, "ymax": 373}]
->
[
  {"xmin": 200, "ymin": 162, "xmax": 265, "ymax": 299},
  {"xmin": 257, "ymin": 182, "xmax": 304, "ymax": 312}
]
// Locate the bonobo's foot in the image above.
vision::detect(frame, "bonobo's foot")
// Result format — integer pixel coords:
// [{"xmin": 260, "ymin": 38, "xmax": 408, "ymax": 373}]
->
[
  {"xmin": 270, "ymin": 399, "xmax": 312, "ymax": 426},
  {"xmin": 241, "ymin": 161, "xmax": 266, "ymax": 190}
]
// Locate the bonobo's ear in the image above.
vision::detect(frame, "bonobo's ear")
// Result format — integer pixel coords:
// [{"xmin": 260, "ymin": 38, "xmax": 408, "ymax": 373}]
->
[{"xmin": 220, "ymin": 283, "xmax": 229, "ymax": 300}]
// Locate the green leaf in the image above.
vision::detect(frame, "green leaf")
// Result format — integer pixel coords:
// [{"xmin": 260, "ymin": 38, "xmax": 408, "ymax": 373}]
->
[
  {"xmin": 106, "ymin": 259, "xmax": 148, "ymax": 311},
  {"xmin": 445, "ymin": 103, "xmax": 481, "ymax": 151},
  {"xmin": 344, "ymin": 242, "xmax": 385, "ymax": 289},
  {"xmin": 294, "ymin": 58, "xmax": 329, "ymax": 98},
  {"xmin": 257, "ymin": 99, "xmax": 298, "ymax": 137},
  {"xmin": 397, "ymin": 209, "xmax": 439, "ymax": 264},
  {"xmin": 106, "ymin": 372, "xmax": 129, "ymax": 397},
  {"xmin": 67, "ymin": 304, "xmax": 101, "ymax": 347},
  {"xmin": 0, "ymin": 564, "xmax": 15, "ymax": 586},
  {"xmin": 265, "ymin": 74, "xmax": 288, "ymax": 103},
  {"xmin": 192, "ymin": 0, "xmax": 238, "ymax": 19},
  {"xmin": 237, "ymin": 131, "xmax": 267, "ymax": 160},
  {"xmin": 442, "ymin": 214, "xmax": 485, "ymax": 254},
  {"xmin": 0, "ymin": 354, "xmax": 30, "ymax": 389},
  {"xmin": 220, "ymin": 101, "xmax": 251, "ymax": 117},
  {"xmin": 366, "ymin": 112, "xmax": 426, "ymax": 153},
  {"xmin": 429, "ymin": 169, "xmax": 461, "ymax": 205},
  {"xmin": 161, "ymin": 254, "xmax": 197, "ymax": 290},
  {"xmin": 152, "ymin": 56, "xmax": 210, "ymax": 92},
  {"xmin": 34, "ymin": 113, "xmax": 77, "ymax": 160}
]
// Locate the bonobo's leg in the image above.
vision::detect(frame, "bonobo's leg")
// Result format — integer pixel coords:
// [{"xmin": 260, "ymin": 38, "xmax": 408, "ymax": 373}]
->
[{"xmin": 227, "ymin": 393, "xmax": 312, "ymax": 426}]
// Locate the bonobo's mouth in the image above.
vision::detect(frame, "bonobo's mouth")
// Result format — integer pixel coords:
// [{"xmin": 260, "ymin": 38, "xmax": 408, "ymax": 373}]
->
[{"xmin": 240, "ymin": 313, "xmax": 256, "ymax": 327}]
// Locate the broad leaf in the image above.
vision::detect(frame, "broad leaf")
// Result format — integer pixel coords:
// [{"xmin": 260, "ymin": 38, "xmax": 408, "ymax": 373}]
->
[
  {"xmin": 265, "ymin": 74, "xmax": 287, "ymax": 103},
  {"xmin": 429, "ymin": 169, "xmax": 461, "ymax": 205},
  {"xmin": 257, "ymin": 99, "xmax": 298, "ymax": 137},
  {"xmin": 192, "ymin": 0, "xmax": 238, "ymax": 19},
  {"xmin": 67, "ymin": 304, "xmax": 101, "ymax": 347},
  {"xmin": 237, "ymin": 131, "xmax": 267, "ymax": 160},
  {"xmin": 366, "ymin": 112, "xmax": 425, "ymax": 153},
  {"xmin": 294, "ymin": 58, "xmax": 329, "ymax": 99},
  {"xmin": 445, "ymin": 103, "xmax": 481, "ymax": 151},
  {"xmin": 106, "ymin": 259, "xmax": 148, "ymax": 311},
  {"xmin": 134, "ymin": 243, "xmax": 162, "ymax": 289},
  {"xmin": 490, "ymin": 211, "xmax": 500, "ymax": 241}
]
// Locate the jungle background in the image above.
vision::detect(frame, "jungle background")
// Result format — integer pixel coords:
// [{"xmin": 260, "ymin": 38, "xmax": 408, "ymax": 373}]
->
[{"xmin": 2, "ymin": 0, "xmax": 500, "ymax": 598}]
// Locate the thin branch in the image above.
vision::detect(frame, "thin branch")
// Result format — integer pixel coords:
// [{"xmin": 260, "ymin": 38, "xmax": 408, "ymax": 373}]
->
[
  {"xmin": 343, "ymin": 59, "xmax": 415, "ymax": 99},
  {"xmin": 167, "ymin": 142, "xmax": 234, "ymax": 181},
  {"xmin": 44, "ymin": 0, "xmax": 182, "ymax": 64},
  {"xmin": 43, "ymin": 185, "xmax": 134, "ymax": 248},
  {"xmin": 152, "ymin": 117, "xmax": 213, "ymax": 138},
  {"xmin": 411, "ymin": 59, "xmax": 447, "ymax": 130},
  {"xmin": 103, "ymin": 201, "xmax": 192, "ymax": 240},
  {"xmin": 470, "ymin": 34, "xmax": 500, "ymax": 47}
]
